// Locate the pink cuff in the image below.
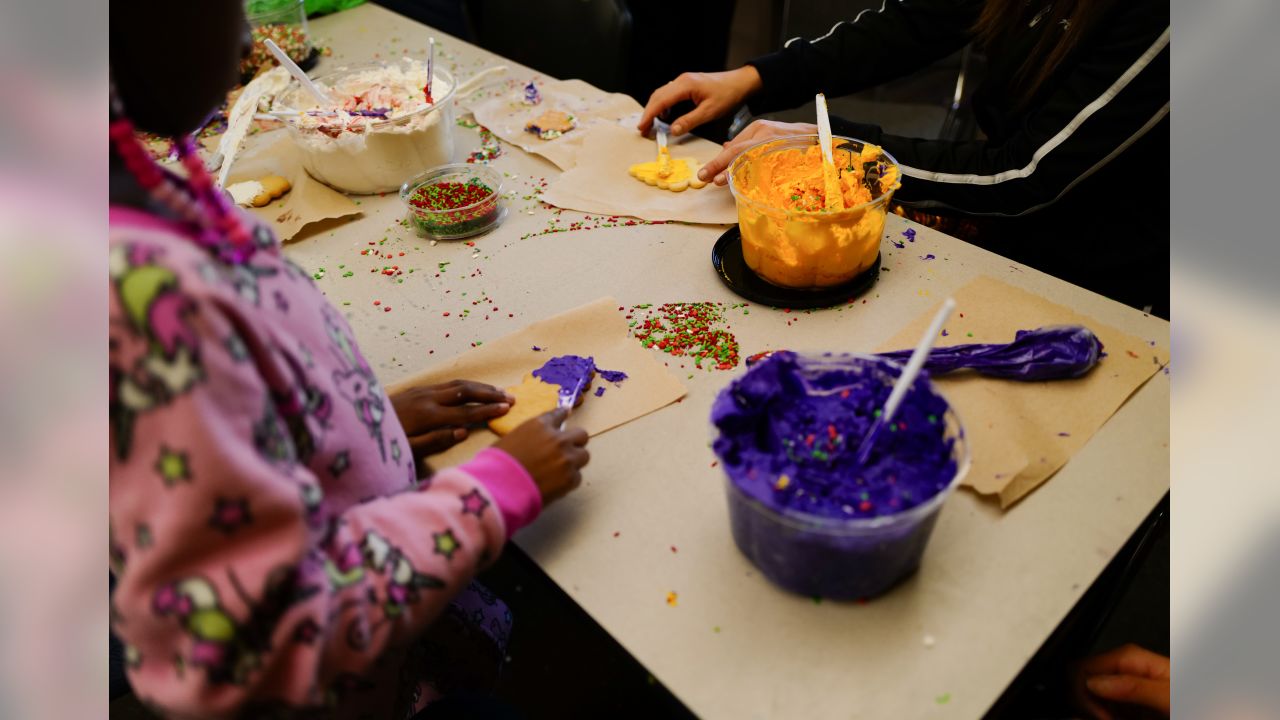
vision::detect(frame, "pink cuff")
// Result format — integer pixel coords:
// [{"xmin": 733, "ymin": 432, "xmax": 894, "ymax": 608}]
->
[{"xmin": 461, "ymin": 448, "xmax": 542, "ymax": 538}]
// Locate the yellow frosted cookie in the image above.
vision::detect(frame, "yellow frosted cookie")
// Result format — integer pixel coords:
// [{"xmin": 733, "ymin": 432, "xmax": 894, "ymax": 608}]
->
[
  {"xmin": 629, "ymin": 154, "xmax": 708, "ymax": 192},
  {"xmin": 488, "ymin": 374, "xmax": 561, "ymax": 436}
]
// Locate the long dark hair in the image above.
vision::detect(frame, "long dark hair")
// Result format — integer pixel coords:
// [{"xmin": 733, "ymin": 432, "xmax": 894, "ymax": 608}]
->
[{"xmin": 973, "ymin": 0, "xmax": 1119, "ymax": 105}]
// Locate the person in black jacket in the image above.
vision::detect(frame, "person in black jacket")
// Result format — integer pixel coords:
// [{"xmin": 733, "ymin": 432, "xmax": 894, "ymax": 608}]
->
[{"xmin": 639, "ymin": 0, "xmax": 1169, "ymax": 316}]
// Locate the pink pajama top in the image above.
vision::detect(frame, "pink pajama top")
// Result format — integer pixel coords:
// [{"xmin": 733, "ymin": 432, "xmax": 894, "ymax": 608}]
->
[{"xmin": 109, "ymin": 206, "xmax": 540, "ymax": 718}]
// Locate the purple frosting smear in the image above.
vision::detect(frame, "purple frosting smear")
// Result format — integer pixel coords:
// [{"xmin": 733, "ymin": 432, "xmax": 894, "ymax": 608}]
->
[
  {"xmin": 880, "ymin": 325, "xmax": 1103, "ymax": 381},
  {"xmin": 531, "ymin": 354, "xmax": 628, "ymax": 401},
  {"xmin": 712, "ymin": 352, "xmax": 956, "ymax": 520}
]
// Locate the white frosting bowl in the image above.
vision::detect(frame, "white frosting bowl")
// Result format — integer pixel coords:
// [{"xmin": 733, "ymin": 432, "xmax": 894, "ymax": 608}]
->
[{"xmin": 275, "ymin": 59, "xmax": 456, "ymax": 195}]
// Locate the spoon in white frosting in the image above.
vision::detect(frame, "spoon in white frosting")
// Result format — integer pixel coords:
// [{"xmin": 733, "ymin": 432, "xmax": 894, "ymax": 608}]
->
[{"xmin": 264, "ymin": 38, "xmax": 332, "ymax": 105}]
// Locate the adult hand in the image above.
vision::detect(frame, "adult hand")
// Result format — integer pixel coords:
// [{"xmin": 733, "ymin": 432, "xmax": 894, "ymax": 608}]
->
[
  {"xmin": 494, "ymin": 408, "xmax": 590, "ymax": 504},
  {"xmin": 637, "ymin": 66, "xmax": 763, "ymax": 137},
  {"xmin": 390, "ymin": 380, "xmax": 512, "ymax": 459},
  {"xmin": 1074, "ymin": 644, "xmax": 1171, "ymax": 719},
  {"xmin": 698, "ymin": 119, "xmax": 818, "ymax": 186}
]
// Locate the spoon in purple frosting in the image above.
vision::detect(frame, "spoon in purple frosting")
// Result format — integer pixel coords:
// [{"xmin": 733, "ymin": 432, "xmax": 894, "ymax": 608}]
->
[{"xmin": 854, "ymin": 298, "xmax": 956, "ymax": 466}]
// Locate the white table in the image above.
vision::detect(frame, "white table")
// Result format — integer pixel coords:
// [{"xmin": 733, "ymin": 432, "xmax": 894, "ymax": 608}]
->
[{"xmin": 284, "ymin": 6, "xmax": 1172, "ymax": 717}]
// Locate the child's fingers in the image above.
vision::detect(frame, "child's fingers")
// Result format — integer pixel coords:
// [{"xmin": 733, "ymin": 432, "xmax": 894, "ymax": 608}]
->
[
  {"xmin": 1080, "ymin": 644, "xmax": 1169, "ymax": 680},
  {"xmin": 435, "ymin": 380, "xmax": 512, "ymax": 406},
  {"xmin": 1085, "ymin": 674, "xmax": 1170, "ymax": 715},
  {"xmin": 409, "ymin": 428, "xmax": 467, "ymax": 457}
]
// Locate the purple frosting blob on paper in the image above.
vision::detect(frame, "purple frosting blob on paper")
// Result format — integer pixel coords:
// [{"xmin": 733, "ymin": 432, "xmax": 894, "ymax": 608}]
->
[
  {"xmin": 594, "ymin": 386, "xmax": 606, "ymax": 397},
  {"xmin": 711, "ymin": 352, "xmax": 956, "ymax": 521},
  {"xmin": 531, "ymin": 355, "xmax": 628, "ymax": 401},
  {"xmin": 880, "ymin": 325, "xmax": 1103, "ymax": 381},
  {"xmin": 597, "ymin": 367, "xmax": 628, "ymax": 383}
]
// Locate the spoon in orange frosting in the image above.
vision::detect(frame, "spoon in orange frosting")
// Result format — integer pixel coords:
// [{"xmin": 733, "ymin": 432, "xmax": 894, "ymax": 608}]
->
[{"xmin": 815, "ymin": 93, "xmax": 845, "ymax": 212}]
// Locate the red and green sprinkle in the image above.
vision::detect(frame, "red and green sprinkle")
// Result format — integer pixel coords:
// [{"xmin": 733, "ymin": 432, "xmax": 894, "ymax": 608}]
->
[{"xmin": 625, "ymin": 302, "xmax": 742, "ymax": 370}]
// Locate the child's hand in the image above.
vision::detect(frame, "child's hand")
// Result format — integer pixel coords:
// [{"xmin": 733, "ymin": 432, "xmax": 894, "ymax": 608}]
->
[
  {"xmin": 390, "ymin": 380, "xmax": 513, "ymax": 459},
  {"xmin": 699, "ymin": 119, "xmax": 818, "ymax": 186},
  {"xmin": 1074, "ymin": 644, "xmax": 1171, "ymax": 719},
  {"xmin": 637, "ymin": 66, "xmax": 763, "ymax": 138},
  {"xmin": 494, "ymin": 408, "xmax": 590, "ymax": 504}
]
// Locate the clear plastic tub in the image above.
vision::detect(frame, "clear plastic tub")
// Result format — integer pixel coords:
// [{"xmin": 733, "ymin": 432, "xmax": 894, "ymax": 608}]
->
[
  {"xmin": 713, "ymin": 352, "xmax": 970, "ymax": 600},
  {"xmin": 400, "ymin": 164, "xmax": 506, "ymax": 240},
  {"xmin": 727, "ymin": 135, "xmax": 900, "ymax": 289},
  {"xmin": 242, "ymin": 0, "xmax": 313, "ymax": 77},
  {"xmin": 276, "ymin": 59, "xmax": 456, "ymax": 194}
]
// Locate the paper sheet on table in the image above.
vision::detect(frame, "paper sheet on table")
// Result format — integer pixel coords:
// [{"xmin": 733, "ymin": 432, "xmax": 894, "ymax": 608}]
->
[
  {"xmin": 217, "ymin": 66, "xmax": 292, "ymax": 187},
  {"xmin": 877, "ymin": 276, "xmax": 1169, "ymax": 508},
  {"xmin": 469, "ymin": 78, "xmax": 642, "ymax": 170},
  {"xmin": 540, "ymin": 124, "xmax": 738, "ymax": 225},
  {"xmin": 226, "ymin": 131, "xmax": 361, "ymax": 242},
  {"xmin": 387, "ymin": 296, "xmax": 688, "ymax": 470}
]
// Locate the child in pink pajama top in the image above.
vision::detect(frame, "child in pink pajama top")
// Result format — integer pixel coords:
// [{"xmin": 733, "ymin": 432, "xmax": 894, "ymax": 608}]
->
[{"xmin": 109, "ymin": 3, "xmax": 589, "ymax": 716}]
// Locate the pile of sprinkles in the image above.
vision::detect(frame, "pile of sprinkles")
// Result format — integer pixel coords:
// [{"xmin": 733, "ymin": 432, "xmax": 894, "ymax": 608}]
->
[
  {"xmin": 458, "ymin": 118, "xmax": 502, "ymax": 164},
  {"xmin": 624, "ymin": 302, "xmax": 742, "ymax": 370},
  {"xmin": 240, "ymin": 23, "xmax": 312, "ymax": 77}
]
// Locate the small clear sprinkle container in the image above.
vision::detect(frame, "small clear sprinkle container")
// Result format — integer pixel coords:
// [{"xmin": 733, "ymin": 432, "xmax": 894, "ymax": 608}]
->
[{"xmin": 399, "ymin": 163, "xmax": 505, "ymax": 240}]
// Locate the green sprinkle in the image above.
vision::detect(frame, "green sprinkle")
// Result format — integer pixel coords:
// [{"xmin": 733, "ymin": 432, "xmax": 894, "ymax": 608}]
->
[
  {"xmin": 811, "ymin": 595, "xmax": 822, "ymax": 605},
  {"xmin": 936, "ymin": 693, "xmax": 951, "ymax": 705}
]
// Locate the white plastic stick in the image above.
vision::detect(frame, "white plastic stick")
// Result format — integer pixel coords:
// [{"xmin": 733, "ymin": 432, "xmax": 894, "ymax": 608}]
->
[
  {"xmin": 426, "ymin": 37, "xmax": 436, "ymax": 100},
  {"xmin": 815, "ymin": 93, "xmax": 836, "ymax": 167},
  {"xmin": 855, "ymin": 298, "xmax": 956, "ymax": 464},
  {"xmin": 264, "ymin": 39, "xmax": 331, "ymax": 105}
]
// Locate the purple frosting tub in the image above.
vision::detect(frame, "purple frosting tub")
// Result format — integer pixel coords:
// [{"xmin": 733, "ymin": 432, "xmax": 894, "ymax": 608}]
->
[{"xmin": 711, "ymin": 351, "xmax": 970, "ymax": 600}]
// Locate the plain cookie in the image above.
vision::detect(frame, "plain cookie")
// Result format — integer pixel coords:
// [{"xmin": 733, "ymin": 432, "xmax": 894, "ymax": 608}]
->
[{"xmin": 488, "ymin": 374, "xmax": 561, "ymax": 436}]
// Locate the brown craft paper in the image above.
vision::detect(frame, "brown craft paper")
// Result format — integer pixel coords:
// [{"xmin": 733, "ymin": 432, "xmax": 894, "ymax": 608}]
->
[
  {"xmin": 387, "ymin": 296, "xmax": 688, "ymax": 470},
  {"xmin": 225, "ymin": 131, "xmax": 361, "ymax": 242},
  {"xmin": 468, "ymin": 78, "xmax": 642, "ymax": 170},
  {"xmin": 877, "ymin": 276, "xmax": 1169, "ymax": 508},
  {"xmin": 540, "ymin": 124, "xmax": 739, "ymax": 225}
]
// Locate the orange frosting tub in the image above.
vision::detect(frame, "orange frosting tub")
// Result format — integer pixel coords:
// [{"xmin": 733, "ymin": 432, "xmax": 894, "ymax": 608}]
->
[{"xmin": 728, "ymin": 136, "xmax": 901, "ymax": 289}]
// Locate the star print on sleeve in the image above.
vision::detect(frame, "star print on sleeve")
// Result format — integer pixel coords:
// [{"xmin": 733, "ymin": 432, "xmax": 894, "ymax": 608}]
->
[
  {"xmin": 432, "ymin": 529, "xmax": 461, "ymax": 561},
  {"xmin": 155, "ymin": 446, "xmax": 192, "ymax": 487},
  {"xmin": 208, "ymin": 497, "xmax": 253, "ymax": 534},
  {"xmin": 328, "ymin": 450, "xmax": 351, "ymax": 479},
  {"xmin": 224, "ymin": 334, "xmax": 249, "ymax": 363},
  {"xmin": 136, "ymin": 523, "xmax": 154, "ymax": 549},
  {"xmin": 459, "ymin": 489, "xmax": 490, "ymax": 518}
]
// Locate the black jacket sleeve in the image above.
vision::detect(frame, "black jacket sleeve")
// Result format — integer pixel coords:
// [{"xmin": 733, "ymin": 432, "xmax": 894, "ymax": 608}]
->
[
  {"xmin": 745, "ymin": 0, "xmax": 981, "ymax": 115},
  {"xmin": 800, "ymin": 0, "xmax": 1169, "ymax": 216}
]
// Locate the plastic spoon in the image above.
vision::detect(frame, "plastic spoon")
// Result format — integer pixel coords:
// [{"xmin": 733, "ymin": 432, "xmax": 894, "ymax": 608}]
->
[
  {"xmin": 425, "ymin": 37, "xmax": 435, "ymax": 101},
  {"xmin": 264, "ymin": 38, "xmax": 332, "ymax": 105},
  {"xmin": 556, "ymin": 376, "xmax": 589, "ymax": 430},
  {"xmin": 815, "ymin": 93, "xmax": 845, "ymax": 211},
  {"xmin": 854, "ymin": 297, "xmax": 956, "ymax": 465},
  {"xmin": 656, "ymin": 126, "xmax": 672, "ymax": 178}
]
